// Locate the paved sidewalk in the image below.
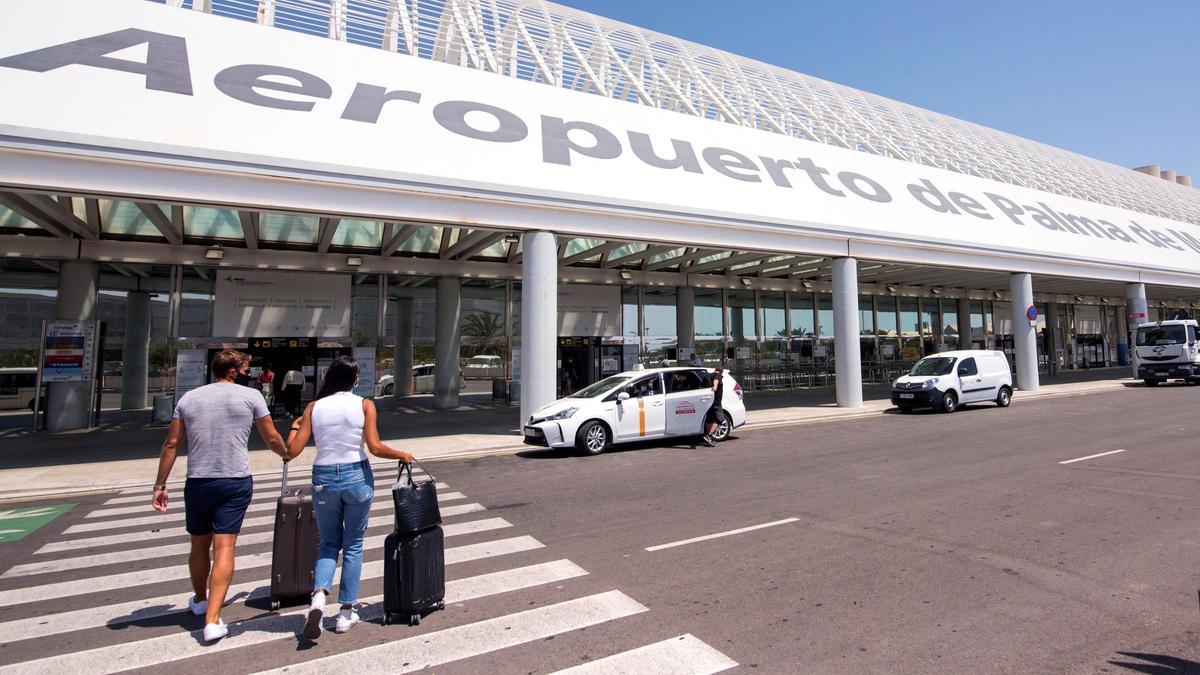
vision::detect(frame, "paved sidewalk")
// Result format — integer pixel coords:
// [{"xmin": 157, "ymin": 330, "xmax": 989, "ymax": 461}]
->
[{"xmin": 0, "ymin": 369, "xmax": 1137, "ymax": 502}]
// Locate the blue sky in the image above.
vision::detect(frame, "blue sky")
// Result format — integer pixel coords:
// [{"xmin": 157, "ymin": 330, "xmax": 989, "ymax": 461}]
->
[{"xmin": 554, "ymin": 0, "xmax": 1200, "ymax": 182}]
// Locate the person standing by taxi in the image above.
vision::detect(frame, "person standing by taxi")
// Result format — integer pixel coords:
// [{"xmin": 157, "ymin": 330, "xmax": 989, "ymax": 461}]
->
[{"xmin": 702, "ymin": 367, "xmax": 726, "ymax": 447}]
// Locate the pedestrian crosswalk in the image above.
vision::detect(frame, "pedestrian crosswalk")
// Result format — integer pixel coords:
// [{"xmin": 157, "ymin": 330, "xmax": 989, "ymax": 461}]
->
[{"xmin": 0, "ymin": 461, "xmax": 737, "ymax": 674}]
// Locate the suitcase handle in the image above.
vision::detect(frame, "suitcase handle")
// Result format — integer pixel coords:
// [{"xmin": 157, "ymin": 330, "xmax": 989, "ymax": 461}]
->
[
  {"xmin": 398, "ymin": 459, "xmax": 434, "ymax": 486},
  {"xmin": 281, "ymin": 460, "xmax": 289, "ymax": 495}
]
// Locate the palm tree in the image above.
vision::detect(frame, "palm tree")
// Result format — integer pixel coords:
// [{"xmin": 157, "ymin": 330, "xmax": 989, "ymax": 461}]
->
[{"xmin": 461, "ymin": 311, "xmax": 505, "ymax": 355}]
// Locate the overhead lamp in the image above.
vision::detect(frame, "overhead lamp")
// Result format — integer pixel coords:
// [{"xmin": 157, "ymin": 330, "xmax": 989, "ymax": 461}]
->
[
  {"xmin": 503, "ymin": 233, "xmax": 520, "ymax": 244},
  {"xmin": 204, "ymin": 244, "xmax": 224, "ymax": 260},
  {"xmin": 993, "ymin": 290, "xmax": 1004, "ymax": 299},
  {"xmin": 1159, "ymin": 300, "xmax": 1168, "ymax": 307},
  {"xmin": 801, "ymin": 280, "xmax": 814, "ymax": 289},
  {"xmin": 929, "ymin": 287, "xmax": 942, "ymax": 295},
  {"xmin": 346, "ymin": 256, "xmax": 363, "ymax": 267},
  {"xmin": 1073, "ymin": 295, "xmax": 1083, "ymax": 303},
  {"xmin": 740, "ymin": 277, "xmax": 753, "ymax": 286},
  {"xmin": 886, "ymin": 285, "xmax": 898, "ymax": 293},
  {"xmin": 619, "ymin": 271, "xmax": 633, "ymax": 281}
]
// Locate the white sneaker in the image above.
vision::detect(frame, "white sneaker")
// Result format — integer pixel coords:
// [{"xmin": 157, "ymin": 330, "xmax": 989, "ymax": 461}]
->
[
  {"xmin": 335, "ymin": 608, "xmax": 360, "ymax": 634},
  {"xmin": 202, "ymin": 620, "xmax": 228, "ymax": 643},
  {"xmin": 302, "ymin": 592, "xmax": 326, "ymax": 640},
  {"xmin": 187, "ymin": 595, "xmax": 208, "ymax": 616}
]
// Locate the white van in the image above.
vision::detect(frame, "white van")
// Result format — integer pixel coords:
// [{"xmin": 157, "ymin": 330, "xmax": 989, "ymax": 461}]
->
[
  {"xmin": 0, "ymin": 367, "xmax": 39, "ymax": 410},
  {"xmin": 890, "ymin": 350, "xmax": 1013, "ymax": 413}
]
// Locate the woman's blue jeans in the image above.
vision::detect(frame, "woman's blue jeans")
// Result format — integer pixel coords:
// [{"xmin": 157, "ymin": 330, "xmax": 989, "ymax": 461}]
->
[{"xmin": 310, "ymin": 460, "xmax": 374, "ymax": 604}]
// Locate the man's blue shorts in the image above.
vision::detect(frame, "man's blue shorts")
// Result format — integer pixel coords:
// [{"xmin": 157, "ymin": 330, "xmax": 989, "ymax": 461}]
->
[{"xmin": 184, "ymin": 477, "xmax": 254, "ymax": 536}]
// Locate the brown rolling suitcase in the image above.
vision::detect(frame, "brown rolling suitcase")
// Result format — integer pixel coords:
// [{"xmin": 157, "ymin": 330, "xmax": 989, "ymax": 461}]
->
[{"xmin": 269, "ymin": 461, "xmax": 319, "ymax": 610}]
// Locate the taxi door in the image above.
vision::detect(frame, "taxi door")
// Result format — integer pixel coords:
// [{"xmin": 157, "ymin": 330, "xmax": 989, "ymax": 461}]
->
[
  {"xmin": 613, "ymin": 374, "xmax": 665, "ymax": 441},
  {"xmin": 663, "ymin": 370, "xmax": 711, "ymax": 437}
]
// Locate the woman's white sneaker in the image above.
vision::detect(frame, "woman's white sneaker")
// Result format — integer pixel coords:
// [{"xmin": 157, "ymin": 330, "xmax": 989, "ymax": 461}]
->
[
  {"xmin": 202, "ymin": 620, "xmax": 228, "ymax": 643},
  {"xmin": 302, "ymin": 591, "xmax": 326, "ymax": 640},
  {"xmin": 335, "ymin": 608, "xmax": 360, "ymax": 633},
  {"xmin": 187, "ymin": 595, "xmax": 208, "ymax": 616}
]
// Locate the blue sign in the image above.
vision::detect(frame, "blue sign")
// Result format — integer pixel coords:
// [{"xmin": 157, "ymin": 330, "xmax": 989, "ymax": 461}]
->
[{"xmin": 1026, "ymin": 305, "xmax": 1038, "ymax": 322}]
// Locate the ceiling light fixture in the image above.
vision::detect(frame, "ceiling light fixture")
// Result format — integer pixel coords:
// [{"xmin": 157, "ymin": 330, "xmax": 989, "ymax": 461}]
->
[
  {"xmin": 204, "ymin": 245, "xmax": 224, "ymax": 260},
  {"xmin": 929, "ymin": 287, "xmax": 941, "ymax": 295},
  {"xmin": 619, "ymin": 271, "xmax": 633, "ymax": 281},
  {"xmin": 740, "ymin": 277, "xmax": 753, "ymax": 287},
  {"xmin": 346, "ymin": 256, "xmax": 363, "ymax": 267},
  {"xmin": 886, "ymin": 285, "xmax": 898, "ymax": 293},
  {"xmin": 993, "ymin": 290, "xmax": 1004, "ymax": 299},
  {"xmin": 1073, "ymin": 295, "xmax": 1083, "ymax": 303},
  {"xmin": 801, "ymin": 280, "xmax": 814, "ymax": 289},
  {"xmin": 503, "ymin": 233, "xmax": 520, "ymax": 244}
]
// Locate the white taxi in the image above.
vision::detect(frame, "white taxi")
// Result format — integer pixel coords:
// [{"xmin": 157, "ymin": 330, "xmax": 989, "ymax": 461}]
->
[{"xmin": 523, "ymin": 367, "xmax": 746, "ymax": 455}]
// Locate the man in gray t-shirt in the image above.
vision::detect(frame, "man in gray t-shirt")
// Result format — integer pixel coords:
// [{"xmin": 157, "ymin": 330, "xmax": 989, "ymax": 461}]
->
[{"xmin": 152, "ymin": 350, "xmax": 288, "ymax": 643}]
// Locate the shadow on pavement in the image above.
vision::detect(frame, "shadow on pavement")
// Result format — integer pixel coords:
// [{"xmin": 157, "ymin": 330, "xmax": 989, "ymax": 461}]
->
[{"xmin": 1107, "ymin": 651, "xmax": 1200, "ymax": 674}]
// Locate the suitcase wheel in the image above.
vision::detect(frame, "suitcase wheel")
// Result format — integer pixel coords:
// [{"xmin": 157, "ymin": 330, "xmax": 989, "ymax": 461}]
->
[
  {"xmin": 409, "ymin": 613, "xmax": 420, "ymax": 626},
  {"xmin": 437, "ymin": 601, "xmax": 445, "ymax": 611},
  {"xmin": 270, "ymin": 599, "xmax": 281, "ymax": 611}
]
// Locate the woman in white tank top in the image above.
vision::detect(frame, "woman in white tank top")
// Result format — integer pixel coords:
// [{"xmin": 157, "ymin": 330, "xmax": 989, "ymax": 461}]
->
[{"xmin": 284, "ymin": 356, "xmax": 413, "ymax": 639}]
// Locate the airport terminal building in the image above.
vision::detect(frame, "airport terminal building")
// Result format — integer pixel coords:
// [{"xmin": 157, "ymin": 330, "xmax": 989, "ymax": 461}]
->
[{"xmin": 1, "ymin": 0, "xmax": 1198, "ymax": 431}]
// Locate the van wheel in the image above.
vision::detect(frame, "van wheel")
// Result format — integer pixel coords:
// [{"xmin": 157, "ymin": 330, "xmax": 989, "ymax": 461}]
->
[
  {"xmin": 995, "ymin": 386, "xmax": 1012, "ymax": 408},
  {"xmin": 576, "ymin": 421, "xmax": 609, "ymax": 456},
  {"xmin": 939, "ymin": 391, "xmax": 958, "ymax": 413},
  {"xmin": 710, "ymin": 411, "xmax": 732, "ymax": 442}
]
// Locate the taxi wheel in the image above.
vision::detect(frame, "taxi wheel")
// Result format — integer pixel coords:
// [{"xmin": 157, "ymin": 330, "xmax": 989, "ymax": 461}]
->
[
  {"xmin": 576, "ymin": 421, "xmax": 609, "ymax": 456},
  {"xmin": 383, "ymin": 383, "xmax": 394, "ymax": 396},
  {"xmin": 710, "ymin": 412, "xmax": 732, "ymax": 442}
]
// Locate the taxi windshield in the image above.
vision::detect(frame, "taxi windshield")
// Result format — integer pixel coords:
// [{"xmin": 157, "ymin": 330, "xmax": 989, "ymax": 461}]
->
[
  {"xmin": 909, "ymin": 357, "xmax": 956, "ymax": 376},
  {"xmin": 569, "ymin": 375, "xmax": 632, "ymax": 398}
]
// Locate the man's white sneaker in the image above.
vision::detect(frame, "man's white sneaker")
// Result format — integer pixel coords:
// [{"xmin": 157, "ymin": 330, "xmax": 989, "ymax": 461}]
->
[
  {"xmin": 187, "ymin": 595, "xmax": 208, "ymax": 616},
  {"xmin": 335, "ymin": 608, "xmax": 360, "ymax": 634},
  {"xmin": 202, "ymin": 620, "xmax": 228, "ymax": 643}
]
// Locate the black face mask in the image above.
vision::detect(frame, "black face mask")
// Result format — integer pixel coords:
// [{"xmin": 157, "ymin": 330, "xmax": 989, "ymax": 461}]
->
[{"xmin": 235, "ymin": 372, "xmax": 251, "ymax": 386}]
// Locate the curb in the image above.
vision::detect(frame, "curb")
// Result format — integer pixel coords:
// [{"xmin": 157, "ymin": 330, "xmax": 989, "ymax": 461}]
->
[{"xmin": 0, "ymin": 381, "xmax": 1134, "ymax": 503}]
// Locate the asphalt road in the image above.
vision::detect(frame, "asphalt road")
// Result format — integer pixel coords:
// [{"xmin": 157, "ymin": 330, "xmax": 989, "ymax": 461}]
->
[{"xmin": 0, "ymin": 383, "xmax": 1197, "ymax": 673}]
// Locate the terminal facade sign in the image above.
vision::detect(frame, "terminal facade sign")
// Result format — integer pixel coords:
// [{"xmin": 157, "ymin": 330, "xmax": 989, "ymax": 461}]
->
[{"xmin": 1, "ymin": 1, "xmax": 1199, "ymax": 276}]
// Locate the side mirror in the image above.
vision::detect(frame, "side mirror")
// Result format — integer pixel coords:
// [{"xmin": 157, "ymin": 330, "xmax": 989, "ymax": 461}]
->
[{"xmin": 617, "ymin": 392, "xmax": 630, "ymax": 401}]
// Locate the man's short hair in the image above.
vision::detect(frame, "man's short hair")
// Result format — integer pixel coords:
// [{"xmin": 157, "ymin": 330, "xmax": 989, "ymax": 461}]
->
[{"xmin": 211, "ymin": 349, "xmax": 244, "ymax": 380}]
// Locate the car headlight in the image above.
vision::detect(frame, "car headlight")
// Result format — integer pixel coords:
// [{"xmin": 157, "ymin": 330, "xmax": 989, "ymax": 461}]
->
[
  {"xmin": 545, "ymin": 407, "xmax": 578, "ymax": 421},
  {"xmin": 921, "ymin": 379, "xmax": 936, "ymax": 389}
]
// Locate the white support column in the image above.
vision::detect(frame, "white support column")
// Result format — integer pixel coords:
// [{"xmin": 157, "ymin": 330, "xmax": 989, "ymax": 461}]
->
[
  {"xmin": 520, "ymin": 232, "xmax": 557, "ymax": 423},
  {"xmin": 1010, "ymin": 273, "xmax": 1039, "ymax": 391},
  {"xmin": 120, "ymin": 290, "xmax": 151, "ymax": 410},
  {"xmin": 47, "ymin": 262, "xmax": 99, "ymax": 431},
  {"xmin": 957, "ymin": 298, "xmax": 972, "ymax": 350},
  {"xmin": 433, "ymin": 277, "xmax": 461, "ymax": 409},
  {"xmin": 393, "ymin": 297, "xmax": 414, "ymax": 397},
  {"xmin": 832, "ymin": 258, "xmax": 862, "ymax": 407},
  {"xmin": 675, "ymin": 286, "xmax": 694, "ymax": 359},
  {"xmin": 1125, "ymin": 282, "xmax": 1148, "ymax": 377}
]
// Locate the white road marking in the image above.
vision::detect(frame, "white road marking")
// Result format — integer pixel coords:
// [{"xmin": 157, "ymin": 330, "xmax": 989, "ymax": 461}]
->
[
  {"xmin": 62, "ymin": 490, "xmax": 465, "ymax": 534},
  {"xmin": 1058, "ymin": 448, "xmax": 1127, "ymax": 465},
  {"xmin": 550, "ymin": 634, "xmax": 738, "ymax": 674},
  {"xmin": 645, "ymin": 518, "xmax": 800, "ymax": 552},
  {"xmin": 0, "ymin": 518, "xmax": 520, "ymax": 643},
  {"xmin": 0, "ymin": 560, "xmax": 588, "ymax": 674},
  {"xmin": 100, "ymin": 469, "xmax": 421, "ymax": 506},
  {"xmin": 84, "ymin": 487, "xmax": 461, "ymax": 521},
  {"xmin": 8, "ymin": 516, "xmax": 510, "ymax": 578},
  {"xmin": 0, "ymin": 534, "xmax": 540, "ymax": 606},
  {"xmin": 251, "ymin": 591, "xmax": 648, "ymax": 675},
  {"xmin": 90, "ymin": 477, "xmax": 440, "ymax": 515},
  {"xmin": 40, "ymin": 501, "xmax": 487, "ymax": 552},
  {"xmin": 114, "ymin": 466, "xmax": 425, "ymax": 495}
]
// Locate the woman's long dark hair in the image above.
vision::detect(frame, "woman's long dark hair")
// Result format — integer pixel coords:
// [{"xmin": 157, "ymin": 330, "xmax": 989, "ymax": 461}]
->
[{"xmin": 317, "ymin": 355, "xmax": 359, "ymax": 400}]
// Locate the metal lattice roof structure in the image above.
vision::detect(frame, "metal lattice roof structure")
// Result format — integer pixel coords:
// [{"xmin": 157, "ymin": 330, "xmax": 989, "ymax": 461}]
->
[{"xmin": 156, "ymin": 0, "xmax": 1200, "ymax": 227}]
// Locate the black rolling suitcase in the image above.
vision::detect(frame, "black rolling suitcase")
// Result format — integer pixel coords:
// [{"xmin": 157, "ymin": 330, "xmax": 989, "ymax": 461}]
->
[
  {"xmin": 382, "ymin": 526, "xmax": 445, "ymax": 625},
  {"xmin": 269, "ymin": 461, "xmax": 319, "ymax": 610},
  {"xmin": 382, "ymin": 461, "xmax": 445, "ymax": 626}
]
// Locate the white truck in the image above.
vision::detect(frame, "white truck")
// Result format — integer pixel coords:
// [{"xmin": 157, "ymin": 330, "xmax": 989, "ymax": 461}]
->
[{"xmin": 1134, "ymin": 319, "xmax": 1200, "ymax": 386}]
